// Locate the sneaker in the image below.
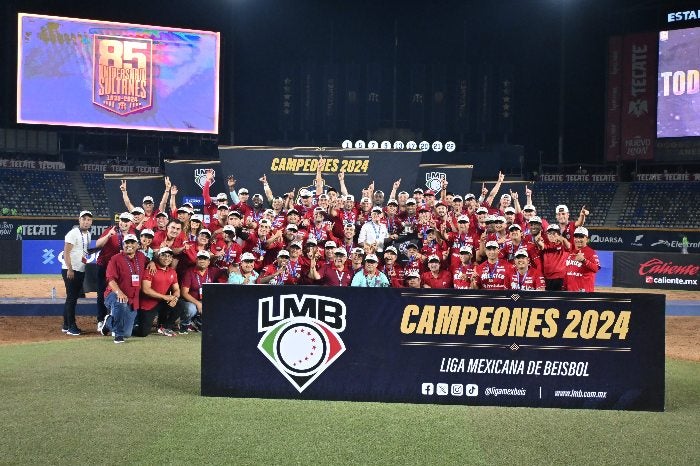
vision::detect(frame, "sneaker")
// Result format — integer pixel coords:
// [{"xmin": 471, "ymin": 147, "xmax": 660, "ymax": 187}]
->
[
  {"xmin": 186, "ymin": 324, "xmax": 199, "ymax": 333},
  {"xmin": 178, "ymin": 326, "xmax": 189, "ymax": 335},
  {"xmin": 98, "ymin": 315, "xmax": 111, "ymax": 336},
  {"xmin": 61, "ymin": 327, "xmax": 69, "ymax": 333},
  {"xmin": 114, "ymin": 336, "xmax": 125, "ymax": 344},
  {"xmin": 66, "ymin": 327, "xmax": 81, "ymax": 336},
  {"xmin": 191, "ymin": 316, "xmax": 202, "ymax": 332},
  {"xmin": 157, "ymin": 327, "xmax": 175, "ymax": 337}
]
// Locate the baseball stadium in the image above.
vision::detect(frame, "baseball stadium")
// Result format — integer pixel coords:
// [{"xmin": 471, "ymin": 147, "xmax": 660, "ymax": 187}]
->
[{"xmin": 1, "ymin": 0, "xmax": 698, "ymax": 464}]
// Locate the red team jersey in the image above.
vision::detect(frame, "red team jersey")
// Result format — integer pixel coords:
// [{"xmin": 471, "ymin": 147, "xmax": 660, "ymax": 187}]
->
[
  {"xmin": 451, "ymin": 264, "xmax": 476, "ymax": 289},
  {"xmin": 421, "ymin": 270, "xmax": 454, "ymax": 288},
  {"xmin": 140, "ymin": 266, "xmax": 179, "ymax": 311},
  {"xmin": 473, "ymin": 260, "xmax": 514, "ymax": 290},
  {"xmin": 507, "ymin": 268, "xmax": 545, "ymax": 290},
  {"xmin": 564, "ymin": 246, "xmax": 600, "ymax": 292}
]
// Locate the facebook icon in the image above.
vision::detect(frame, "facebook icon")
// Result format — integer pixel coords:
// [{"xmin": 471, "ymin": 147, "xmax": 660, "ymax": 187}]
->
[{"xmin": 421, "ymin": 383, "xmax": 434, "ymax": 395}]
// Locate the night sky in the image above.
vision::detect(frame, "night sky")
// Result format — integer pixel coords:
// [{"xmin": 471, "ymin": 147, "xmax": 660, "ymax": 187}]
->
[{"xmin": 3, "ymin": 0, "xmax": 680, "ymax": 168}]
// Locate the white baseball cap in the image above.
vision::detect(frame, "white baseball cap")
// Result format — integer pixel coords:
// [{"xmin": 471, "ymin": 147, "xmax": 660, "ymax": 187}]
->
[{"xmin": 574, "ymin": 226, "xmax": 589, "ymax": 237}]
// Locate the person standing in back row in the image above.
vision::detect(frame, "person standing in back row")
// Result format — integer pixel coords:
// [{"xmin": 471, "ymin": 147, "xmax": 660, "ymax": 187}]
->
[{"xmin": 61, "ymin": 210, "xmax": 93, "ymax": 335}]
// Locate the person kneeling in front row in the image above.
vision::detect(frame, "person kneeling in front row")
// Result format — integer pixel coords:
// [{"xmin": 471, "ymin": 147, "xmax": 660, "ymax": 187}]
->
[
  {"xmin": 134, "ymin": 247, "xmax": 191, "ymax": 337},
  {"xmin": 101, "ymin": 234, "xmax": 148, "ymax": 344}
]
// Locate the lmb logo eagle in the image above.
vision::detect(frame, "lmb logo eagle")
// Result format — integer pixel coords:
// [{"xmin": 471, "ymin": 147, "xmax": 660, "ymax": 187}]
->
[{"xmin": 257, "ymin": 294, "xmax": 346, "ymax": 392}]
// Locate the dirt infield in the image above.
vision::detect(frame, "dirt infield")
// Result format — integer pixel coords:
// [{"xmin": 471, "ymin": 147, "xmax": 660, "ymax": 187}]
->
[{"xmin": 0, "ymin": 276, "xmax": 698, "ymax": 361}]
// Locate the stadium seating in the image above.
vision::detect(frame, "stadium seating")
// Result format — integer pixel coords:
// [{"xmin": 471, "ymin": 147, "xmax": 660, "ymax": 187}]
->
[
  {"xmin": 618, "ymin": 182, "xmax": 700, "ymax": 228},
  {"xmin": 0, "ymin": 169, "xmax": 81, "ymax": 217},
  {"xmin": 531, "ymin": 183, "xmax": 616, "ymax": 227},
  {"xmin": 80, "ymin": 172, "xmax": 110, "ymax": 217}
]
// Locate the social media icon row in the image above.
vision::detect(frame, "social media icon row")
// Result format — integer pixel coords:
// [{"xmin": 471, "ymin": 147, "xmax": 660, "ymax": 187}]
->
[
  {"xmin": 421, "ymin": 383, "xmax": 478, "ymax": 397},
  {"xmin": 341, "ymin": 140, "xmax": 456, "ymax": 152}
]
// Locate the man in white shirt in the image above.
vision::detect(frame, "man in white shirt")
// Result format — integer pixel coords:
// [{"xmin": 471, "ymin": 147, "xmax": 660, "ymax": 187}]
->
[
  {"xmin": 61, "ymin": 210, "xmax": 93, "ymax": 335},
  {"xmin": 358, "ymin": 206, "xmax": 389, "ymax": 254}
]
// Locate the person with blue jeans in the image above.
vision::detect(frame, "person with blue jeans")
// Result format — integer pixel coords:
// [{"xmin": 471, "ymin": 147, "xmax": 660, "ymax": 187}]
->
[{"xmin": 101, "ymin": 234, "xmax": 148, "ymax": 343}]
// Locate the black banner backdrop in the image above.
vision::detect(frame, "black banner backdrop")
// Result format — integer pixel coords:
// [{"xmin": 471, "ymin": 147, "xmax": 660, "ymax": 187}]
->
[
  {"xmin": 202, "ymin": 285, "xmax": 665, "ymax": 411},
  {"xmin": 613, "ymin": 251, "xmax": 699, "ymax": 291},
  {"xmin": 159, "ymin": 160, "xmax": 222, "ymax": 216},
  {"xmin": 416, "ymin": 164, "xmax": 473, "ymax": 196},
  {"xmin": 218, "ymin": 147, "xmax": 422, "ymax": 200}
]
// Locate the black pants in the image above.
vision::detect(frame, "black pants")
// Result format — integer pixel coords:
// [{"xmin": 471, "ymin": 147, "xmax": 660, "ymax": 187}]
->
[
  {"xmin": 96, "ymin": 264, "xmax": 108, "ymax": 322},
  {"xmin": 138, "ymin": 300, "xmax": 189, "ymax": 333},
  {"xmin": 132, "ymin": 308, "xmax": 159, "ymax": 337},
  {"xmin": 62, "ymin": 269, "xmax": 85, "ymax": 329},
  {"xmin": 545, "ymin": 278, "xmax": 564, "ymax": 291}
]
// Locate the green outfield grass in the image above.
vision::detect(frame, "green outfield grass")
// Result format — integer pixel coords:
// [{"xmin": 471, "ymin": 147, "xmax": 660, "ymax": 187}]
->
[{"xmin": 1, "ymin": 336, "xmax": 697, "ymax": 465}]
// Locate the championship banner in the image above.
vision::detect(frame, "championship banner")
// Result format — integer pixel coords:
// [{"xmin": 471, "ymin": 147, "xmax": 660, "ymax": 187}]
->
[
  {"xmin": 417, "ymin": 164, "xmax": 473, "ymax": 197},
  {"xmin": 218, "ymin": 147, "xmax": 422, "ymax": 200},
  {"xmin": 613, "ymin": 251, "xmax": 699, "ymax": 291},
  {"xmin": 202, "ymin": 286, "xmax": 665, "ymax": 411}
]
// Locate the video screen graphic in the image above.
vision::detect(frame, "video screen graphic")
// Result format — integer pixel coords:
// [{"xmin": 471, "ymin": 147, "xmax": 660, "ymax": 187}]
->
[
  {"xmin": 17, "ymin": 13, "xmax": 220, "ymax": 134},
  {"xmin": 658, "ymin": 27, "xmax": 700, "ymax": 138}
]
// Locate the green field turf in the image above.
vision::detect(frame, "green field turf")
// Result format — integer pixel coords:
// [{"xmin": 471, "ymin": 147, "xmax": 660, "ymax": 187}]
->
[{"xmin": 1, "ymin": 336, "xmax": 697, "ymax": 465}]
